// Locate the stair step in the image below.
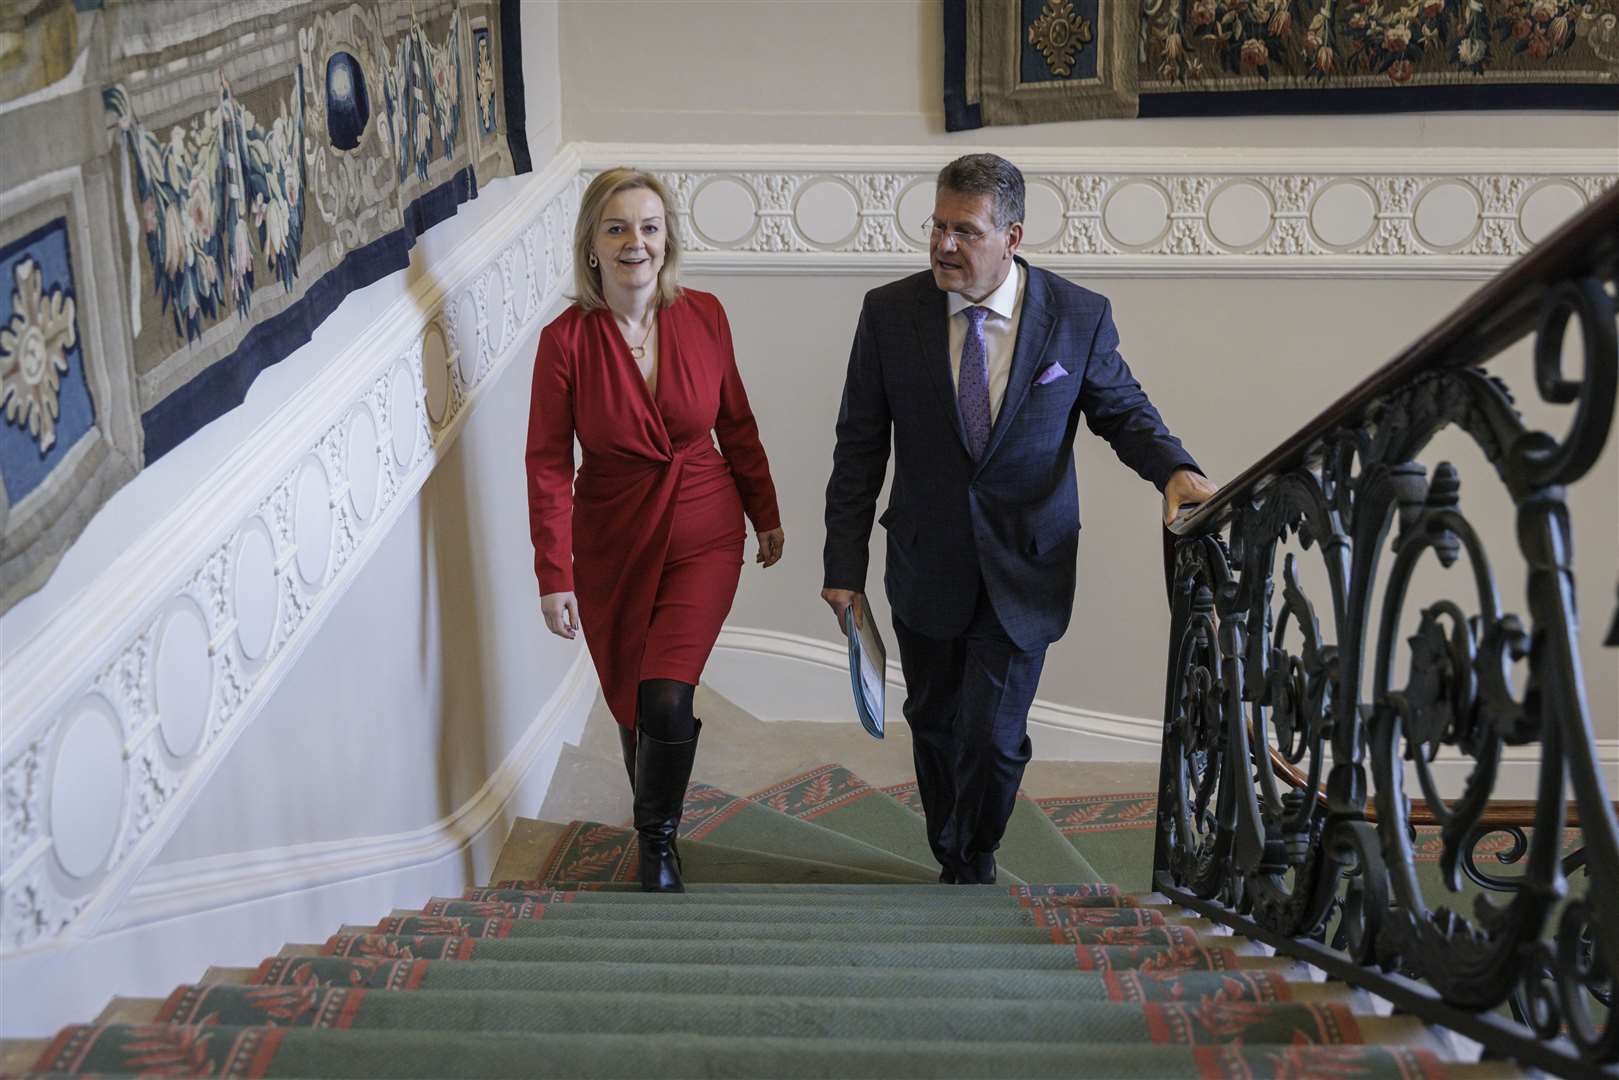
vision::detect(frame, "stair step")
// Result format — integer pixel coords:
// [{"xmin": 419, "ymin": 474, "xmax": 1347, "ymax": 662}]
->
[
  {"xmin": 501, "ymin": 819, "xmax": 928, "ymax": 886},
  {"xmin": 747, "ymin": 766, "xmax": 960, "ymax": 875},
  {"xmin": 409, "ymin": 897, "xmax": 1184, "ymax": 928},
  {"xmin": 90, "ymin": 997, "xmax": 162, "ymax": 1025},
  {"xmin": 370, "ymin": 912, "xmax": 1221, "ymax": 947},
  {"xmin": 153, "ymin": 985, "xmax": 1430, "ymax": 1048},
  {"xmin": 321, "ymin": 933, "xmax": 1289, "ymax": 971},
  {"xmin": 493, "ymin": 880, "xmax": 1126, "ymax": 897},
  {"xmin": 673, "ymin": 782, "xmax": 940, "ymax": 880},
  {"xmin": 201, "ymin": 966, "xmax": 261, "ymax": 985},
  {"xmin": 252, "ymin": 955, "xmax": 1313, "ymax": 1003},
  {"xmin": 466, "ymin": 885, "xmax": 1150, "ymax": 907},
  {"xmin": 18, "ymin": 1025, "xmax": 1493, "ymax": 1078}
]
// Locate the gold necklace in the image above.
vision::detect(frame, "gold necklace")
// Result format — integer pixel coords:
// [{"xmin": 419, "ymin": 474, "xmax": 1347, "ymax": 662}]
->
[{"xmin": 621, "ymin": 315, "xmax": 655, "ymax": 360}]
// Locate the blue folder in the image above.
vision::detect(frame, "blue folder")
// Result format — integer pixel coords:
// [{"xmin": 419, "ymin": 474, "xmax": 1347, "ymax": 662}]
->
[{"xmin": 843, "ymin": 601, "xmax": 886, "ymax": 740}]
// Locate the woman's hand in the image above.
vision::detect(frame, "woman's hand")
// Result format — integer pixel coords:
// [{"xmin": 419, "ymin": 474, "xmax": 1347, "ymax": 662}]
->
[
  {"xmin": 540, "ymin": 591, "xmax": 580, "ymax": 639},
  {"xmin": 755, "ymin": 527, "xmax": 785, "ymax": 568}
]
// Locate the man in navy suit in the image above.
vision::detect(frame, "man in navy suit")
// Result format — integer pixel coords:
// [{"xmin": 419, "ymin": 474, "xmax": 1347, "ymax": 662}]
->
[{"xmin": 822, "ymin": 154, "xmax": 1216, "ymax": 885}]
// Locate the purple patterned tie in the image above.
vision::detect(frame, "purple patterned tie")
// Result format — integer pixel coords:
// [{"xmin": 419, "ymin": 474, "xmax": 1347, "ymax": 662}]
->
[{"xmin": 958, "ymin": 306, "xmax": 991, "ymax": 459}]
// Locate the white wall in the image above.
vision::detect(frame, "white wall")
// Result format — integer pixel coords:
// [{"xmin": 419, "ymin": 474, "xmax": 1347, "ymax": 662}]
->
[{"xmin": 558, "ymin": 0, "xmax": 1618, "ymax": 152}]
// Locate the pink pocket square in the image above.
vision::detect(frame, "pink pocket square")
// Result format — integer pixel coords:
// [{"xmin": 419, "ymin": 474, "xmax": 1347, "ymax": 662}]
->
[{"xmin": 1035, "ymin": 362, "xmax": 1068, "ymax": 386}]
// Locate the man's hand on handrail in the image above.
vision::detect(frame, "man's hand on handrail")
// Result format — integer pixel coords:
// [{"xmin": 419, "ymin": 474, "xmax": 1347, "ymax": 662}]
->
[{"xmin": 1164, "ymin": 468, "xmax": 1220, "ymax": 527}]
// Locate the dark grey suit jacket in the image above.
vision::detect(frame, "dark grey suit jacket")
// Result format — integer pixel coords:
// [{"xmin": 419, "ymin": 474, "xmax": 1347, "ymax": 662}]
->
[{"xmin": 822, "ymin": 259, "xmax": 1198, "ymax": 651}]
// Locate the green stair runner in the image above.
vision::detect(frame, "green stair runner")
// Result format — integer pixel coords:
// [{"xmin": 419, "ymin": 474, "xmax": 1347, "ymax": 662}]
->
[
  {"xmin": 673, "ymin": 782, "xmax": 937, "ymax": 880},
  {"xmin": 30, "ymin": 1026, "xmax": 1456, "ymax": 1080},
  {"xmin": 256, "ymin": 955, "xmax": 1295, "ymax": 1001},
  {"xmin": 16, "ymin": 758, "xmax": 1486, "ymax": 1079},
  {"xmin": 883, "ymin": 779, "xmax": 1102, "ymax": 883},
  {"xmin": 157, "ymin": 984, "xmax": 1371, "ymax": 1044}
]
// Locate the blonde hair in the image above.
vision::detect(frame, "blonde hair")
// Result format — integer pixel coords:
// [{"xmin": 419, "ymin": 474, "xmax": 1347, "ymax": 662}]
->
[{"xmin": 572, "ymin": 168, "xmax": 683, "ymax": 312}]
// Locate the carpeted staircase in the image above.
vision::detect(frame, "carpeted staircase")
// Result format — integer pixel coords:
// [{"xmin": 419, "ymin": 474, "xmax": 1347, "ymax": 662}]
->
[{"xmin": 3, "ymin": 697, "xmax": 1522, "ymax": 1079}]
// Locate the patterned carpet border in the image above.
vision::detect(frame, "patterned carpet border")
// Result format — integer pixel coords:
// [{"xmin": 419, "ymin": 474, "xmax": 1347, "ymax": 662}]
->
[
  {"xmin": 1038, "ymin": 792, "xmax": 1159, "ymax": 833},
  {"xmin": 748, "ymin": 764, "xmax": 882, "ymax": 820},
  {"xmin": 537, "ymin": 821, "xmax": 639, "ymax": 883},
  {"xmin": 880, "ymin": 781, "xmax": 923, "ymax": 815},
  {"xmin": 678, "ymin": 783, "xmax": 754, "ymax": 841}
]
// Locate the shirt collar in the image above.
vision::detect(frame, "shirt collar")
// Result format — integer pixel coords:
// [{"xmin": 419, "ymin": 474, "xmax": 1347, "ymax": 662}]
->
[{"xmin": 947, "ymin": 260, "xmax": 1023, "ymax": 321}]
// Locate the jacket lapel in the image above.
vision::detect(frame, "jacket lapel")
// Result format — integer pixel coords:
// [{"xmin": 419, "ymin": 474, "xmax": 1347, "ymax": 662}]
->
[
  {"xmin": 914, "ymin": 283, "xmax": 967, "ymax": 452},
  {"xmin": 979, "ymin": 259, "xmax": 1053, "ymax": 468}
]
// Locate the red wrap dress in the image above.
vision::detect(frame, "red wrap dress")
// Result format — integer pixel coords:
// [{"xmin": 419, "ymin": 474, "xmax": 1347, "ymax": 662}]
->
[{"xmin": 525, "ymin": 289, "xmax": 781, "ymax": 730}]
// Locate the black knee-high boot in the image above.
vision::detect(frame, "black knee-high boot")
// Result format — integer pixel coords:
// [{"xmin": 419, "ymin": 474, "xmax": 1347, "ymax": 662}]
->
[
  {"xmin": 617, "ymin": 725, "xmax": 637, "ymax": 790},
  {"xmin": 633, "ymin": 719, "xmax": 700, "ymax": 893}
]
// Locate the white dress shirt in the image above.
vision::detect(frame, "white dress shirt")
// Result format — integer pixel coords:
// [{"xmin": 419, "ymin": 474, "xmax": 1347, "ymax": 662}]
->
[{"xmin": 946, "ymin": 262, "xmax": 1025, "ymax": 424}]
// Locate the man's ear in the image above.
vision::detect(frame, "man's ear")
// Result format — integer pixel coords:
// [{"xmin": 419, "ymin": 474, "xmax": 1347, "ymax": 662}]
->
[{"xmin": 1005, "ymin": 221, "xmax": 1023, "ymax": 259}]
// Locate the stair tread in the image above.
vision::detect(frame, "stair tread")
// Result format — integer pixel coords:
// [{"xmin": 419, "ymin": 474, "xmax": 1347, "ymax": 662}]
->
[
  {"xmin": 252, "ymin": 955, "xmax": 1322, "ymax": 1002},
  {"xmin": 371, "ymin": 911, "xmax": 1228, "ymax": 948},
  {"xmin": 323, "ymin": 931, "xmax": 1291, "ymax": 971},
  {"xmin": 23, "ymin": 1025, "xmax": 1477, "ymax": 1079},
  {"xmin": 743, "ymin": 766, "xmax": 976, "ymax": 878},
  {"xmin": 90, "ymin": 997, "xmax": 162, "ymax": 1025},
  {"xmin": 512, "ymin": 819, "xmax": 932, "ymax": 886},
  {"xmin": 156, "ymin": 984, "xmax": 1409, "ymax": 1047},
  {"xmin": 879, "ymin": 779, "xmax": 1103, "ymax": 884},
  {"xmin": 405, "ymin": 897, "xmax": 1196, "ymax": 929}
]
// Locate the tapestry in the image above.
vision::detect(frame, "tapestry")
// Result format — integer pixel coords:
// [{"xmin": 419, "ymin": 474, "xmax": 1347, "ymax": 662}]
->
[
  {"xmin": 0, "ymin": 0, "xmax": 529, "ymax": 613},
  {"xmin": 945, "ymin": 0, "xmax": 1619, "ymax": 128}
]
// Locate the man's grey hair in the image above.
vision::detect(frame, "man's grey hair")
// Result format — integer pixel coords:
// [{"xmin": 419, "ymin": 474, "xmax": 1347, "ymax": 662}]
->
[{"xmin": 936, "ymin": 154, "xmax": 1025, "ymax": 228}]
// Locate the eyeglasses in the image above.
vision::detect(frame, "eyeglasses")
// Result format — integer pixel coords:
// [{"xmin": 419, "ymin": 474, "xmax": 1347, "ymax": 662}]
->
[{"xmin": 922, "ymin": 216, "xmax": 1006, "ymax": 245}]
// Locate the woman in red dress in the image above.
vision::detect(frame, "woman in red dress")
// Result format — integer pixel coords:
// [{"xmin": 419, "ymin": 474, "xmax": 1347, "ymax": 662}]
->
[{"xmin": 525, "ymin": 168, "xmax": 784, "ymax": 892}]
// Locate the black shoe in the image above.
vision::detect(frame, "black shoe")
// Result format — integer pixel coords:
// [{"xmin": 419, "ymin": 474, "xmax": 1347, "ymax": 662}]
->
[
  {"xmin": 616, "ymin": 724, "xmax": 637, "ymax": 790},
  {"xmin": 962, "ymin": 853, "xmax": 997, "ymax": 885},
  {"xmin": 938, "ymin": 865, "xmax": 959, "ymax": 884},
  {"xmin": 633, "ymin": 720, "xmax": 700, "ymax": 893}
]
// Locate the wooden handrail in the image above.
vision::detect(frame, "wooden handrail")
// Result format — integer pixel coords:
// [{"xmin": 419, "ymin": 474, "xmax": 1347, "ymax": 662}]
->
[
  {"xmin": 1172, "ymin": 183, "xmax": 1619, "ymax": 539},
  {"xmin": 1259, "ymin": 737, "xmax": 1611, "ymax": 830}
]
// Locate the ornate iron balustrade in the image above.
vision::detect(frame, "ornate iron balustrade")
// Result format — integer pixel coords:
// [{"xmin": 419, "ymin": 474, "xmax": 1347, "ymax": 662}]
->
[{"xmin": 1154, "ymin": 183, "xmax": 1619, "ymax": 1077}]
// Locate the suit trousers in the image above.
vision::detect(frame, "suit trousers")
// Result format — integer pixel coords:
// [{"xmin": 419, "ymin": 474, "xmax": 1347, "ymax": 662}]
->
[{"xmin": 891, "ymin": 581, "xmax": 1047, "ymax": 881}]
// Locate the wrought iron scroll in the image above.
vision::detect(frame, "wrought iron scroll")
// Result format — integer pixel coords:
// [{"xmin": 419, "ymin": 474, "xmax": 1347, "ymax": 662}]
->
[{"xmin": 1154, "ymin": 253, "xmax": 1618, "ymax": 1072}]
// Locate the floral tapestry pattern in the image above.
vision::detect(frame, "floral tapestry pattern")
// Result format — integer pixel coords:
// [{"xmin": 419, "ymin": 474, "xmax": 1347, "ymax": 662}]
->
[
  {"xmin": 0, "ymin": 256, "xmax": 78, "ymax": 455},
  {"xmin": 944, "ymin": 0, "xmax": 1618, "ymax": 128},
  {"xmin": 1143, "ymin": 0, "xmax": 1619, "ymax": 91},
  {"xmin": 0, "ymin": 0, "xmax": 528, "ymax": 614},
  {"xmin": 104, "ymin": 75, "xmax": 307, "ymax": 344}
]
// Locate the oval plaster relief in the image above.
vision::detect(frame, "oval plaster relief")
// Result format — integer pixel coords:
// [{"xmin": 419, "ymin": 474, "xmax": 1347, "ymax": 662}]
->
[
  {"xmin": 1102, "ymin": 182, "xmax": 1170, "ymax": 249},
  {"xmin": 794, "ymin": 178, "xmax": 861, "ymax": 247},
  {"xmin": 155, "ymin": 599, "xmax": 213, "ymax": 760},
  {"xmin": 49, "ymin": 702, "xmax": 126, "ymax": 880},
  {"xmin": 690, "ymin": 177, "xmax": 758, "ymax": 247},
  {"xmin": 293, "ymin": 456, "xmax": 334, "ymax": 588},
  {"xmin": 233, "ymin": 519, "xmax": 279, "ymax": 662}
]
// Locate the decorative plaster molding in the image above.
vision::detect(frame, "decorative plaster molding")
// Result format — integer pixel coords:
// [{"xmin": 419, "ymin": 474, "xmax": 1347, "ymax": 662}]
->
[
  {"xmin": 0, "ymin": 147, "xmax": 583, "ymax": 956},
  {"xmin": 579, "ymin": 143, "xmax": 1616, "ymax": 279},
  {"xmin": 108, "ymin": 647, "xmax": 596, "ymax": 933}
]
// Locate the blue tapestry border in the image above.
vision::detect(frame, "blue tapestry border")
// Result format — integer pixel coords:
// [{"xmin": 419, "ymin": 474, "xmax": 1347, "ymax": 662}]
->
[
  {"xmin": 1137, "ymin": 82, "xmax": 1619, "ymax": 117},
  {"xmin": 141, "ymin": 167, "xmax": 476, "ymax": 462},
  {"xmin": 944, "ymin": 0, "xmax": 983, "ymax": 133},
  {"xmin": 500, "ymin": 0, "xmax": 532, "ymax": 175}
]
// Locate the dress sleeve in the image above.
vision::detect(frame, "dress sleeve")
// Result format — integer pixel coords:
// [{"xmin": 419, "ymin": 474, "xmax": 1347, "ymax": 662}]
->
[
  {"xmin": 525, "ymin": 324, "xmax": 576, "ymax": 593},
  {"xmin": 710, "ymin": 298, "xmax": 782, "ymax": 533}
]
